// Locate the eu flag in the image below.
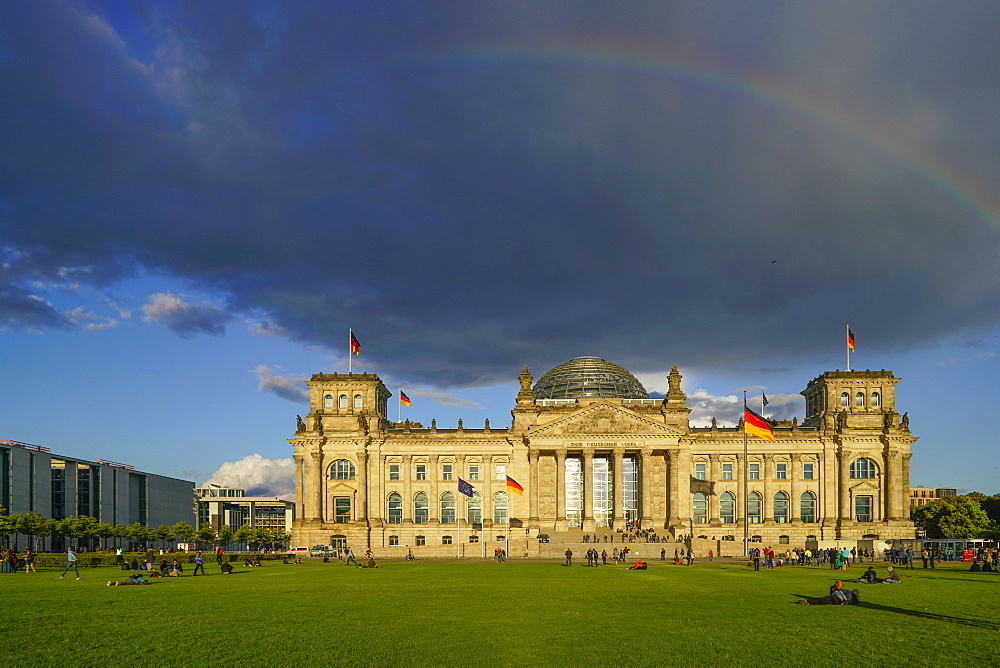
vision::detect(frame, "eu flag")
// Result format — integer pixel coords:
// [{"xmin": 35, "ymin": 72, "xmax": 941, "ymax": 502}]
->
[{"xmin": 458, "ymin": 478, "xmax": 474, "ymax": 497}]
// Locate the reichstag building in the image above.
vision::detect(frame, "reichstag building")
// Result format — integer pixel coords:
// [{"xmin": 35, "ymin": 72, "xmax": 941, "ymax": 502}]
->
[{"xmin": 289, "ymin": 357, "xmax": 915, "ymax": 556}]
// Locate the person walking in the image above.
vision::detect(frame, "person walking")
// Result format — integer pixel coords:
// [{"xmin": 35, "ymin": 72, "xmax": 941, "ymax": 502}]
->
[
  {"xmin": 60, "ymin": 547, "xmax": 81, "ymax": 580},
  {"xmin": 345, "ymin": 546, "xmax": 357, "ymax": 566},
  {"xmin": 193, "ymin": 551, "xmax": 205, "ymax": 576},
  {"xmin": 23, "ymin": 548, "xmax": 36, "ymax": 574}
]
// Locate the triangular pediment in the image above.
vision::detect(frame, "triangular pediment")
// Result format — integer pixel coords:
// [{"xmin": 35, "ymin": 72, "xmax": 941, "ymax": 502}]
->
[
  {"xmin": 530, "ymin": 401, "xmax": 678, "ymax": 436},
  {"xmin": 850, "ymin": 481, "xmax": 880, "ymax": 493}
]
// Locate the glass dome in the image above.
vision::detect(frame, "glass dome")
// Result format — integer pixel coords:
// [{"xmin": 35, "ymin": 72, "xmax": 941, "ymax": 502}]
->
[{"xmin": 532, "ymin": 356, "xmax": 648, "ymax": 400}]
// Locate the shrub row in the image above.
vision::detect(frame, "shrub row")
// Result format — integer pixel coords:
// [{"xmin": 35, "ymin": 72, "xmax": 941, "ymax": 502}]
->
[{"xmin": 4, "ymin": 553, "xmax": 293, "ymax": 568}]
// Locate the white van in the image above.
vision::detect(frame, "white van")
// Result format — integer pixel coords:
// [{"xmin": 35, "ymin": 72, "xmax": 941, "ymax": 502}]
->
[
  {"xmin": 289, "ymin": 546, "xmax": 309, "ymax": 554},
  {"xmin": 310, "ymin": 545, "xmax": 332, "ymax": 556}
]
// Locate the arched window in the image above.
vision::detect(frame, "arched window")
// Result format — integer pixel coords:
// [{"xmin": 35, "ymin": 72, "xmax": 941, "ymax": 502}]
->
[
  {"xmin": 339, "ymin": 394, "xmax": 348, "ymax": 409},
  {"xmin": 800, "ymin": 491, "xmax": 816, "ymax": 523},
  {"xmin": 440, "ymin": 492, "xmax": 456, "ymax": 524},
  {"xmin": 354, "ymin": 394, "xmax": 363, "ymax": 409},
  {"xmin": 467, "ymin": 492, "xmax": 482, "ymax": 525},
  {"xmin": 870, "ymin": 392, "xmax": 880, "ymax": 406},
  {"xmin": 850, "ymin": 458, "xmax": 876, "ymax": 479},
  {"xmin": 747, "ymin": 492, "xmax": 762, "ymax": 524},
  {"xmin": 324, "ymin": 394, "xmax": 333, "ymax": 409},
  {"xmin": 773, "ymin": 492, "xmax": 788, "ymax": 523},
  {"xmin": 855, "ymin": 392, "xmax": 865, "ymax": 406},
  {"xmin": 332, "ymin": 460, "xmax": 356, "ymax": 480},
  {"xmin": 720, "ymin": 492, "xmax": 735, "ymax": 524},
  {"xmin": 493, "ymin": 492, "xmax": 508, "ymax": 525},
  {"xmin": 414, "ymin": 493, "xmax": 428, "ymax": 524},
  {"xmin": 387, "ymin": 493, "xmax": 402, "ymax": 524},
  {"xmin": 693, "ymin": 492, "xmax": 708, "ymax": 524},
  {"xmin": 840, "ymin": 392, "xmax": 849, "ymax": 406}
]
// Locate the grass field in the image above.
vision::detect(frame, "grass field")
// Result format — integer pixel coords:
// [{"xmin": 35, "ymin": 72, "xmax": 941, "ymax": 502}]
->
[{"xmin": 2, "ymin": 558, "xmax": 996, "ymax": 666}]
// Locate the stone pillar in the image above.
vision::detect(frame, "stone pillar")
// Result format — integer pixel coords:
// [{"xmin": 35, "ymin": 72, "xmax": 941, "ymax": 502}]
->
[
  {"xmin": 355, "ymin": 449, "xmax": 368, "ymax": 523},
  {"xmin": 429, "ymin": 454, "xmax": 440, "ymax": 524},
  {"xmin": 885, "ymin": 451, "xmax": 903, "ymax": 521},
  {"xmin": 736, "ymin": 452, "xmax": 745, "ymax": 530},
  {"xmin": 309, "ymin": 449, "xmax": 323, "ymax": 523},
  {"xmin": 761, "ymin": 453, "xmax": 772, "ymax": 523},
  {"xmin": 667, "ymin": 448, "xmax": 681, "ymax": 527},
  {"xmin": 528, "ymin": 450, "xmax": 540, "ymax": 527},
  {"xmin": 675, "ymin": 449, "xmax": 691, "ymax": 527},
  {"xmin": 639, "ymin": 450, "xmax": 652, "ymax": 528},
  {"xmin": 708, "ymin": 454, "xmax": 720, "ymax": 523},
  {"xmin": 789, "ymin": 454, "xmax": 801, "ymax": 523},
  {"xmin": 900, "ymin": 453, "xmax": 912, "ymax": 521},
  {"xmin": 582, "ymin": 450, "xmax": 595, "ymax": 531},
  {"xmin": 456, "ymin": 454, "xmax": 466, "ymax": 528},
  {"xmin": 838, "ymin": 451, "xmax": 852, "ymax": 521},
  {"xmin": 293, "ymin": 455, "xmax": 304, "ymax": 522},
  {"xmin": 614, "ymin": 448, "xmax": 626, "ymax": 526},
  {"xmin": 555, "ymin": 449, "xmax": 567, "ymax": 531},
  {"xmin": 402, "ymin": 454, "xmax": 413, "ymax": 525}
]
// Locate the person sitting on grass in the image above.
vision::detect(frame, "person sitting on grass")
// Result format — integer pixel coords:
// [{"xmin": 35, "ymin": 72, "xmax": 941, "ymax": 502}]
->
[
  {"xmin": 798, "ymin": 589, "xmax": 861, "ymax": 605},
  {"xmin": 627, "ymin": 561, "xmax": 648, "ymax": 570},
  {"xmin": 107, "ymin": 573, "xmax": 148, "ymax": 586},
  {"xmin": 858, "ymin": 567, "xmax": 878, "ymax": 584},
  {"xmin": 882, "ymin": 566, "xmax": 901, "ymax": 583},
  {"xmin": 221, "ymin": 562, "xmax": 233, "ymax": 574}
]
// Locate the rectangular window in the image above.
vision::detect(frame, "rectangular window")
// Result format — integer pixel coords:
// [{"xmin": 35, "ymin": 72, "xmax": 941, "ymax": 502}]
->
[
  {"xmin": 389, "ymin": 464, "xmax": 399, "ymax": 481},
  {"xmin": 415, "ymin": 535, "xmax": 426, "ymax": 546},
  {"xmin": 750, "ymin": 464, "xmax": 759, "ymax": 480},
  {"xmin": 855, "ymin": 496, "xmax": 873, "ymax": 522},
  {"xmin": 334, "ymin": 497, "xmax": 351, "ymax": 524},
  {"xmin": 442, "ymin": 535, "xmax": 452, "ymax": 545},
  {"xmin": 416, "ymin": 464, "xmax": 426, "ymax": 481},
  {"xmin": 694, "ymin": 463, "xmax": 706, "ymax": 480},
  {"xmin": 722, "ymin": 464, "xmax": 733, "ymax": 480},
  {"xmin": 776, "ymin": 464, "xmax": 787, "ymax": 480},
  {"xmin": 779, "ymin": 535, "xmax": 790, "ymax": 545},
  {"xmin": 495, "ymin": 464, "xmax": 506, "ymax": 481},
  {"xmin": 442, "ymin": 464, "xmax": 453, "ymax": 481},
  {"xmin": 469, "ymin": 465, "xmax": 479, "ymax": 481},
  {"xmin": 803, "ymin": 463, "xmax": 814, "ymax": 480},
  {"xmin": 389, "ymin": 535, "xmax": 399, "ymax": 546},
  {"xmin": 496, "ymin": 535, "xmax": 505, "ymax": 542},
  {"xmin": 469, "ymin": 535, "xmax": 479, "ymax": 543}
]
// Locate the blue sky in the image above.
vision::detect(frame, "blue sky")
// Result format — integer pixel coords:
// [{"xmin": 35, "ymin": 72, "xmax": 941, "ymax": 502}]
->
[{"xmin": 2, "ymin": 1, "xmax": 998, "ymax": 495}]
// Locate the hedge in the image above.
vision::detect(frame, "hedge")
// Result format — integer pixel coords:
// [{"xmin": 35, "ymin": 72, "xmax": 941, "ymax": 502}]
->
[{"xmin": 4, "ymin": 552, "xmax": 293, "ymax": 569}]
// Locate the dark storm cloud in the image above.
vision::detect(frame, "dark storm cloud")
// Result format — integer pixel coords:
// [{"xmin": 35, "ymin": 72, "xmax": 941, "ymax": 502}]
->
[{"xmin": 3, "ymin": 1, "xmax": 1000, "ymax": 385}]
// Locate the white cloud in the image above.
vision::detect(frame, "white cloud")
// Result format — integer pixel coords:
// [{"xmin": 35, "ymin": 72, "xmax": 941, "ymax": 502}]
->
[
  {"xmin": 141, "ymin": 292, "xmax": 233, "ymax": 337},
  {"xmin": 686, "ymin": 389, "xmax": 802, "ymax": 427},
  {"xmin": 250, "ymin": 364, "xmax": 309, "ymax": 403},
  {"xmin": 202, "ymin": 454, "xmax": 295, "ymax": 499},
  {"xmin": 63, "ymin": 305, "xmax": 118, "ymax": 331}
]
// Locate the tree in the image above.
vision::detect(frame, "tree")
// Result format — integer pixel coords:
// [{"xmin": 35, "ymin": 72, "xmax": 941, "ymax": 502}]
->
[
  {"xmin": 125, "ymin": 522, "xmax": 155, "ymax": 549},
  {"xmin": 59, "ymin": 515, "xmax": 99, "ymax": 548},
  {"xmin": 197, "ymin": 525, "xmax": 217, "ymax": 547},
  {"xmin": 94, "ymin": 523, "xmax": 115, "ymax": 550},
  {"xmin": 0, "ymin": 510, "xmax": 21, "ymax": 549},
  {"xmin": 234, "ymin": 524, "xmax": 253, "ymax": 548},
  {"xmin": 911, "ymin": 495, "xmax": 993, "ymax": 538},
  {"xmin": 216, "ymin": 525, "xmax": 235, "ymax": 550},
  {"xmin": 20, "ymin": 512, "xmax": 51, "ymax": 551},
  {"xmin": 173, "ymin": 522, "xmax": 197, "ymax": 545},
  {"xmin": 157, "ymin": 524, "xmax": 176, "ymax": 549}
]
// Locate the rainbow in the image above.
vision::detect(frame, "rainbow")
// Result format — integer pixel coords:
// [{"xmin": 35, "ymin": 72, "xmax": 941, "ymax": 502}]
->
[{"xmin": 433, "ymin": 43, "xmax": 1000, "ymax": 233}]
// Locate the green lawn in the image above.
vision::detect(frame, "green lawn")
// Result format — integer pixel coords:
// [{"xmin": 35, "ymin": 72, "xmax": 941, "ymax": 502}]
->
[{"xmin": 3, "ymin": 558, "xmax": 996, "ymax": 666}]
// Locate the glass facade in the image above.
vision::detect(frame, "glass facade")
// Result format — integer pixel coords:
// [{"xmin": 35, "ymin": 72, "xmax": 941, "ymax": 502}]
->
[
  {"xmin": 467, "ymin": 493, "xmax": 482, "ymax": 525},
  {"xmin": 623, "ymin": 456, "xmax": 638, "ymax": 523},
  {"xmin": 720, "ymin": 492, "xmax": 735, "ymax": 523},
  {"xmin": 693, "ymin": 492, "xmax": 708, "ymax": 524},
  {"xmin": 774, "ymin": 492, "xmax": 788, "ymax": 523},
  {"xmin": 493, "ymin": 492, "xmax": 508, "ymax": 525},
  {"xmin": 414, "ymin": 493, "xmax": 428, "ymax": 524},
  {"xmin": 334, "ymin": 497, "xmax": 351, "ymax": 523},
  {"xmin": 388, "ymin": 493, "xmax": 402, "ymax": 524},
  {"xmin": 565, "ymin": 458, "xmax": 582, "ymax": 528},
  {"xmin": 747, "ymin": 492, "xmax": 762, "ymax": 524},
  {"xmin": 440, "ymin": 493, "xmax": 455, "ymax": 523},
  {"xmin": 855, "ymin": 495, "xmax": 872, "ymax": 522},
  {"xmin": 532, "ymin": 356, "xmax": 649, "ymax": 400},
  {"xmin": 592, "ymin": 458, "xmax": 612, "ymax": 527},
  {"xmin": 800, "ymin": 492, "xmax": 816, "ymax": 523}
]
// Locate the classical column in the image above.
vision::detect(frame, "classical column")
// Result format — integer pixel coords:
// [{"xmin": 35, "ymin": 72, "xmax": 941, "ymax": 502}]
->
[
  {"xmin": 789, "ymin": 454, "xmax": 801, "ymax": 523},
  {"xmin": 456, "ymin": 454, "xmax": 466, "ymax": 528},
  {"xmin": 293, "ymin": 455, "xmax": 304, "ymax": 522},
  {"xmin": 355, "ymin": 449, "xmax": 368, "ymax": 523},
  {"xmin": 885, "ymin": 451, "xmax": 902, "ymax": 521},
  {"xmin": 675, "ymin": 448, "xmax": 692, "ymax": 527},
  {"xmin": 761, "ymin": 453, "xmax": 772, "ymax": 523},
  {"xmin": 667, "ymin": 449, "xmax": 681, "ymax": 527},
  {"xmin": 309, "ymin": 449, "xmax": 323, "ymax": 523},
  {"xmin": 838, "ymin": 451, "xmax": 852, "ymax": 521},
  {"xmin": 900, "ymin": 453, "xmax": 912, "ymax": 522},
  {"xmin": 708, "ymin": 454, "xmax": 720, "ymax": 523},
  {"xmin": 528, "ymin": 450, "xmax": 540, "ymax": 527},
  {"xmin": 639, "ymin": 449, "xmax": 653, "ymax": 528},
  {"xmin": 429, "ymin": 454, "xmax": 440, "ymax": 524},
  {"xmin": 555, "ymin": 449, "xmax": 567, "ymax": 531},
  {"xmin": 582, "ymin": 450, "xmax": 595, "ymax": 531},
  {"xmin": 614, "ymin": 448, "xmax": 626, "ymax": 526},
  {"xmin": 402, "ymin": 454, "xmax": 413, "ymax": 525}
]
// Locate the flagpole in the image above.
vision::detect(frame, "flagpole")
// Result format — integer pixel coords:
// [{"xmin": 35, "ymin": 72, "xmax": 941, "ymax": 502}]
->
[
  {"xmin": 349, "ymin": 328, "xmax": 353, "ymax": 374},
  {"xmin": 398, "ymin": 388, "xmax": 401, "ymax": 423},
  {"xmin": 458, "ymin": 487, "xmax": 462, "ymax": 560},
  {"xmin": 846, "ymin": 324, "xmax": 850, "ymax": 371},
  {"xmin": 743, "ymin": 391, "xmax": 749, "ymax": 555}
]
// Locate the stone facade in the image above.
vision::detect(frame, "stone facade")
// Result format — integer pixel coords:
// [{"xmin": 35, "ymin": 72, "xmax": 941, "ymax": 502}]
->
[{"xmin": 289, "ymin": 365, "xmax": 916, "ymax": 557}]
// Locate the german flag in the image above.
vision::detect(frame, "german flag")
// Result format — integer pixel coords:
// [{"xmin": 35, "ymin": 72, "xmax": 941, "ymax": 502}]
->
[
  {"xmin": 506, "ymin": 476, "xmax": 524, "ymax": 495},
  {"xmin": 350, "ymin": 331, "xmax": 361, "ymax": 357},
  {"xmin": 744, "ymin": 406, "xmax": 775, "ymax": 442},
  {"xmin": 847, "ymin": 327, "xmax": 855, "ymax": 353},
  {"xmin": 399, "ymin": 391, "xmax": 411, "ymax": 407}
]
